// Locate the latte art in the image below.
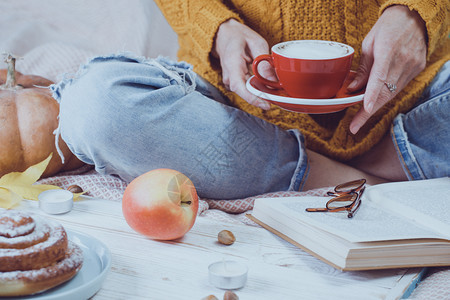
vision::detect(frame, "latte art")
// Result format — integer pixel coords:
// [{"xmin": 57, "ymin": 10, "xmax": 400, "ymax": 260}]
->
[{"xmin": 276, "ymin": 41, "xmax": 352, "ymax": 60}]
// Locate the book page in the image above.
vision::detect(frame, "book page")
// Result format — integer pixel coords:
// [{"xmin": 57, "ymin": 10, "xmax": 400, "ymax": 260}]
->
[
  {"xmin": 364, "ymin": 178, "xmax": 450, "ymax": 238},
  {"xmin": 261, "ymin": 196, "xmax": 448, "ymax": 243}
]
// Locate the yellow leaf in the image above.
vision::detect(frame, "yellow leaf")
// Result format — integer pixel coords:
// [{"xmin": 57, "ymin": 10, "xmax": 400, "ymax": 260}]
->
[
  {"xmin": 5, "ymin": 184, "xmax": 61, "ymax": 201},
  {"xmin": 0, "ymin": 187, "xmax": 22, "ymax": 209},
  {"xmin": 0, "ymin": 154, "xmax": 64, "ymax": 208},
  {"xmin": 72, "ymin": 192, "xmax": 85, "ymax": 201},
  {"xmin": 0, "ymin": 154, "xmax": 53, "ymax": 186}
]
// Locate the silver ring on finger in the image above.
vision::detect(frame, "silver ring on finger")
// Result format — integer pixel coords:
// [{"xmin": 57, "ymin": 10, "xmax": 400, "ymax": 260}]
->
[{"xmin": 384, "ymin": 82, "xmax": 397, "ymax": 93}]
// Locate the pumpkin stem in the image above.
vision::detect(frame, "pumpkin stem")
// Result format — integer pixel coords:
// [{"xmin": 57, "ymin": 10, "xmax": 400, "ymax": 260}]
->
[{"xmin": 1, "ymin": 53, "xmax": 22, "ymax": 90}]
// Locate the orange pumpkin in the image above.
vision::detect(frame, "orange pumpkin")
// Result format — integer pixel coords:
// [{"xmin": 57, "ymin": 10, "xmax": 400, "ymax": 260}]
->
[{"xmin": 0, "ymin": 54, "xmax": 84, "ymax": 178}]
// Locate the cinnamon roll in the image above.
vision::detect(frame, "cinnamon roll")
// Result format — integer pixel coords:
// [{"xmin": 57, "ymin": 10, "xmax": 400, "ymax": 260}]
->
[{"xmin": 0, "ymin": 210, "xmax": 83, "ymax": 297}]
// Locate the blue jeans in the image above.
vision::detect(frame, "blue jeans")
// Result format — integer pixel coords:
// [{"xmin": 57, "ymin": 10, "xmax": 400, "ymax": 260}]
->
[
  {"xmin": 391, "ymin": 60, "xmax": 450, "ymax": 180},
  {"xmin": 51, "ymin": 54, "xmax": 308, "ymax": 199}
]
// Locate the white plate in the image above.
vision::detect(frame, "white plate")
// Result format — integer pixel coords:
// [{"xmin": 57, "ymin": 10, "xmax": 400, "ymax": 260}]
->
[
  {"xmin": 16, "ymin": 230, "xmax": 111, "ymax": 300},
  {"xmin": 246, "ymin": 72, "xmax": 365, "ymax": 114}
]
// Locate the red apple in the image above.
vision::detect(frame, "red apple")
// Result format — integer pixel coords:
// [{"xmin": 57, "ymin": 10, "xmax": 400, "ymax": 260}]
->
[{"xmin": 122, "ymin": 168, "xmax": 199, "ymax": 240}]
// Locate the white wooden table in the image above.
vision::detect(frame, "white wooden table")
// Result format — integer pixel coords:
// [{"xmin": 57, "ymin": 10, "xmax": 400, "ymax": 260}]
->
[{"xmin": 16, "ymin": 197, "xmax": 421, "ymax": 300}]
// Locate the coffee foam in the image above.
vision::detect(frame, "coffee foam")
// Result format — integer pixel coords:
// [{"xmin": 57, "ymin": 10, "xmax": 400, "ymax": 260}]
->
[{"xmin": 276, "ymin": 41, "xmax": 351, "ymax": 59}]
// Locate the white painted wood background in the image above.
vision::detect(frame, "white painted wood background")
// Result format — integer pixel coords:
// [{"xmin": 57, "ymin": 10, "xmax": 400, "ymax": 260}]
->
[{"xmin": 16, "ymin": 198, "xmax": 421, "ymax": 300}]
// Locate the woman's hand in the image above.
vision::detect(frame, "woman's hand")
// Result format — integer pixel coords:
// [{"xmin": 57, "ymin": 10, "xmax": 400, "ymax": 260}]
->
[
  {"xmin": 213, "ymin": 19, "xmax": 274, "ymax": 110},
  {"xmin": 348, "ymin": 5, "xmax": 427, "ymax": 134}
]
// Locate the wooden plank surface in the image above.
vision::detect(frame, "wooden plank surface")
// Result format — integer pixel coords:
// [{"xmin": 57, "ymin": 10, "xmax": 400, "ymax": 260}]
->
[{"xmin": 16, "ymin": 197, "xmax": 421, "ymax": 300}]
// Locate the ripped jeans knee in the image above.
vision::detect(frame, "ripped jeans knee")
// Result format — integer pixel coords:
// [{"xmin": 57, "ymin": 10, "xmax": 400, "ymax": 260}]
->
[{"xmin": 50, "ymin": 53, "xmax": 308, "ymax": 199}]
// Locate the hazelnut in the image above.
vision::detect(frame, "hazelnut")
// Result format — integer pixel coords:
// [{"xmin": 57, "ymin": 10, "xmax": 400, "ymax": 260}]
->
[
  {"xmin": 218, "ymin": 230, "xmax": 235, "ymax": 245},
  {"xmin": 202, "ymin": 295, "xmax": 218, "ymax": 300},
  {"xmin": 223, "ymin": 291, "xmax": 239, "ymax": 300},
  {"xmin": 67, "ymin": 184, "xmax": 83, "ymax": 193}
]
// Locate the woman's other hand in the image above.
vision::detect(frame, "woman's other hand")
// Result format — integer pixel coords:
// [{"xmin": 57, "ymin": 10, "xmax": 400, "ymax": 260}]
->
[
  {"xmin": 348, "ymin": 5, "xmax": 427, "ymax": 134},
  {"xmin": 213, "ymin": 19, "xmax": 274, "ymax": 110}
]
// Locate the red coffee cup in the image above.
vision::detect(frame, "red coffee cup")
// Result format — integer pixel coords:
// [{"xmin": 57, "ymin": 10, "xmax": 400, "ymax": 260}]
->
[{"xmin": 252, "ymin": 40, "xmax": 354, "ymax": 99}]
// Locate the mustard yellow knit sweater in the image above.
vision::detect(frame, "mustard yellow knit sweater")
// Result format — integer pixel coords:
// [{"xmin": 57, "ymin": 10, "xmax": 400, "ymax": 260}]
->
[{"xmin": 155, "ymin": 0, "xmax": 449, "ymax": 161}]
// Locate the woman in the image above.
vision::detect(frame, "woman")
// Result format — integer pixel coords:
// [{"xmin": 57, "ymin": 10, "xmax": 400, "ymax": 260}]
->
[{"xmin": 51, "ymin": 1, "xmax": 449, "ymax": 199}]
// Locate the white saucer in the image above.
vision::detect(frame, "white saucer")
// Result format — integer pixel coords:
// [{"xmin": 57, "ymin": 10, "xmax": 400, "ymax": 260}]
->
[{"xmin": 246, "ymin": 72, "xmax": 364, "ymax": 114}]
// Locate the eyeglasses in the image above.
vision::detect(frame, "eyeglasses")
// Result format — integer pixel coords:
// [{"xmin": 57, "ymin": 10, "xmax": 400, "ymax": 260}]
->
[{"xmin": 305, "ymin": 179, "xmax": 366, "ymax": 218}]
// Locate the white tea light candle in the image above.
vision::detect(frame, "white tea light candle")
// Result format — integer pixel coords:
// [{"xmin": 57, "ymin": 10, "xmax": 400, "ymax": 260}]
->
[
  {"xmin": 208, "ymin": 260, "xmax": 248, "ymax": 289},
  {"xmin": 38, "ymin": 189, "xmax": 73, "ymax": 214}
]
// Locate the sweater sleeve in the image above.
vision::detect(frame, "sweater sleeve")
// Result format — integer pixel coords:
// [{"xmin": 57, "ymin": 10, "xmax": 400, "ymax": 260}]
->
[
  {"xmin": 378, "ymin": 0, "xmax": 450, "ymax": 60},
  {"xmin": 153, "ymin": 1, "xmax": 242, "ymax": 62}
]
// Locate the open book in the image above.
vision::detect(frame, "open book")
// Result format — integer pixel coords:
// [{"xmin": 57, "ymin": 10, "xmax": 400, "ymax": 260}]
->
[{"xmin": 248, "ymin": 177, "xmax": 450, "ymax": 271}]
